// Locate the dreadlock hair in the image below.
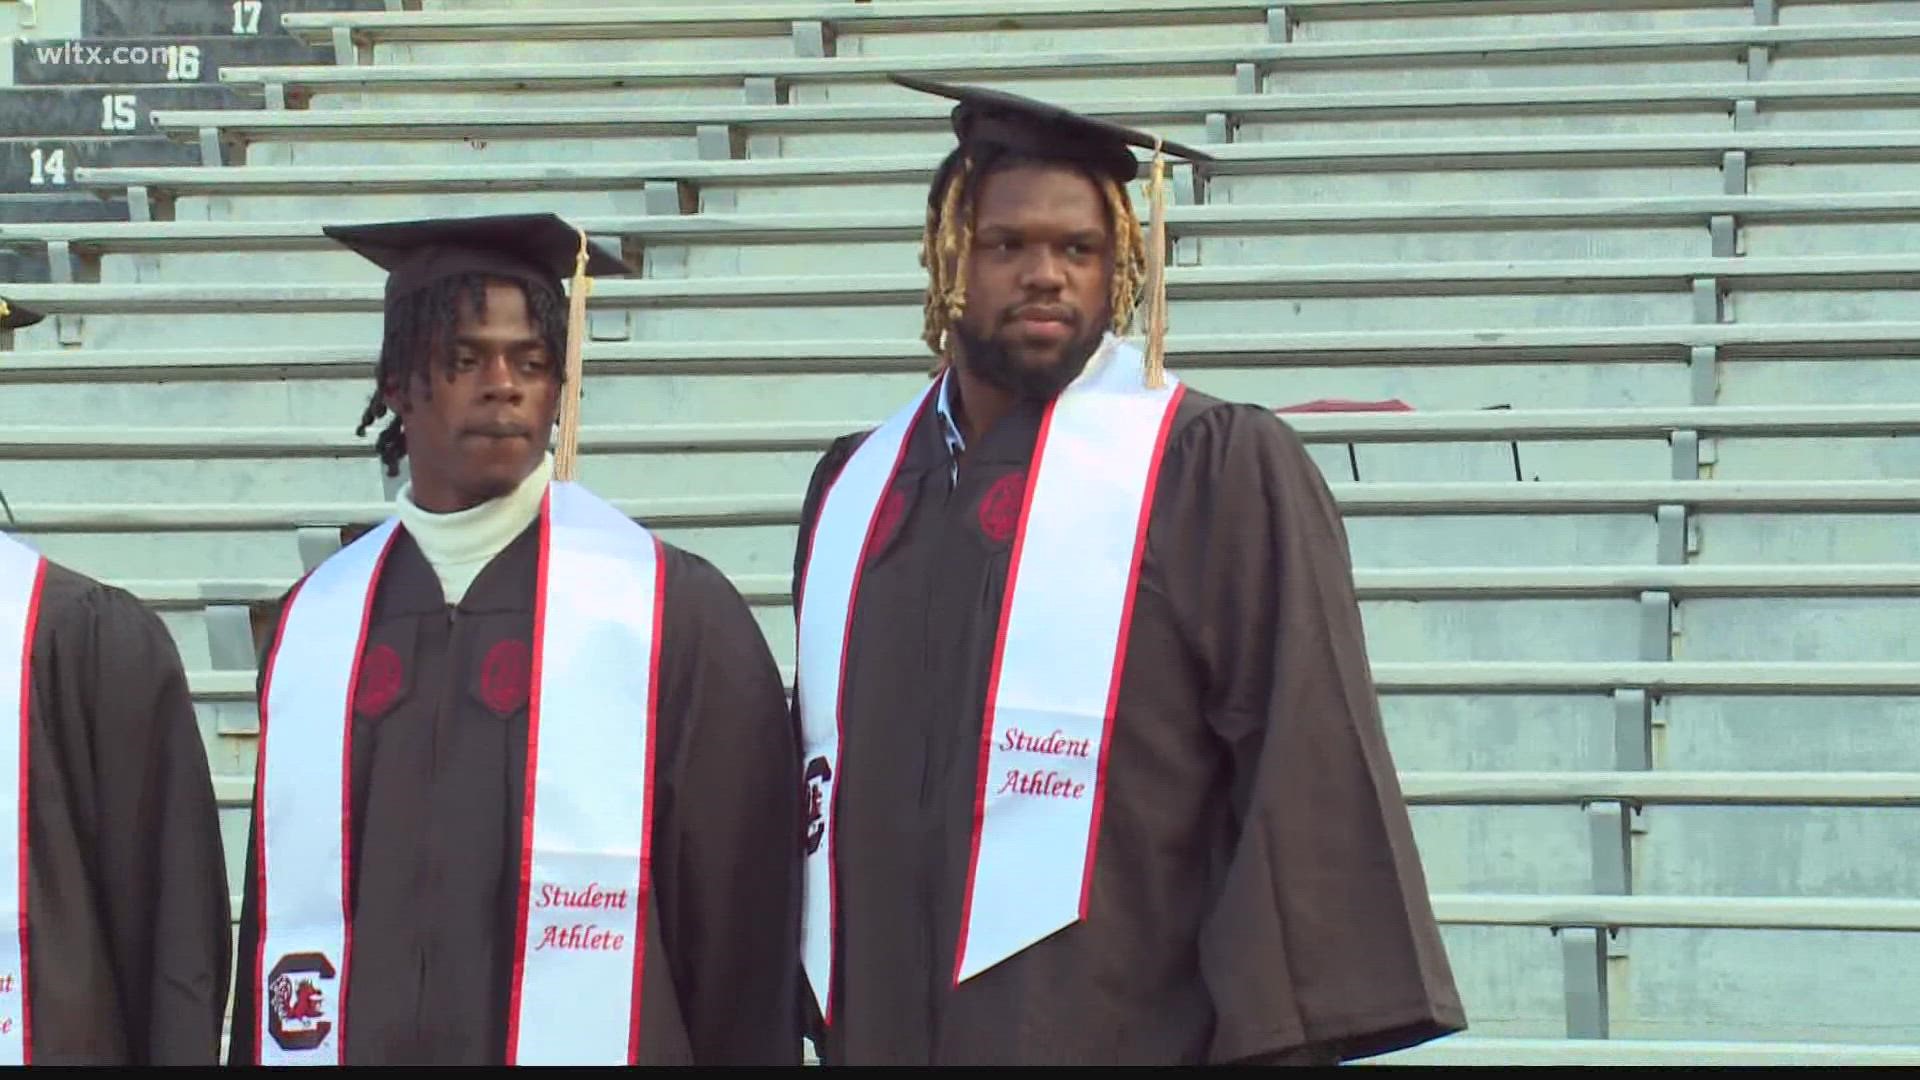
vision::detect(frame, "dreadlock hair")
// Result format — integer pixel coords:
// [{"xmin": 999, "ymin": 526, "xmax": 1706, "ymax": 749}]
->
[
  {"xmin": 918, "ymin": 148, "xmax": 1151, "ymax": 373},
  {"xmin": 355, "ymin": 272, "xmax": 570, "ymax": 477}
]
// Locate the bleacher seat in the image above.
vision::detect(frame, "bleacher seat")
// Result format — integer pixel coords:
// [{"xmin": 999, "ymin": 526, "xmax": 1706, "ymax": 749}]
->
[
  {"xmin": 83, "ymin": 0, "xmax": 383, "ymax": 40},
  {"xmin": 0, "ymin": 0, "xmax": 370, "ymax": 226},
  {"xmin": 0, "ymin": 84, "xmax": 252, "ymax": 138},
  {"xmin": 7, "ymin": 0, "xmax": 1920, "ymax": 1064}
]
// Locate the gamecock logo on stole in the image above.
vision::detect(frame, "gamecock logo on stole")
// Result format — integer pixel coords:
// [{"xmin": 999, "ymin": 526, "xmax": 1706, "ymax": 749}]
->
[{"xmin": 268, "ymin": 951, "xmax": 337, "ymax": 1053}]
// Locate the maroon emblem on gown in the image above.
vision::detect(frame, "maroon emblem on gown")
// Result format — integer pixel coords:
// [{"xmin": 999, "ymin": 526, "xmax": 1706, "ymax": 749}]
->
[
  {"xmin": 354, "ymin": 644, "xmax": 403, "ymax": 719},
  {"xmin": 480, "ymin": 639, "xmax": 532, "ymax": 715},
  {"xmin": 867, "ymin": 486, "xmax": 909, "ymax": 562},
  {"xmin": 977, "ymin": 471, "xmax": 1027, "ymax": 544}
]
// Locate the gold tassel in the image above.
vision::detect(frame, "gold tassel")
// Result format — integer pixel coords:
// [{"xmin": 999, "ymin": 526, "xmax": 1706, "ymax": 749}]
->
[
  {"xmin": 1142, "ymin": 135, "xmax": 1169, "ymax": 390},
  {"xmin": 930, "ymin": 329, "xmax": 950, "ymax": 378},
  {"xmin": 552, "ymin": 228, "xmax": 594, "ymax": 482}
]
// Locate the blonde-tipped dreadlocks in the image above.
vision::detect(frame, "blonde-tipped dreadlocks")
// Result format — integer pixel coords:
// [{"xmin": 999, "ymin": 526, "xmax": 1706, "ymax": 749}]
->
[{"xmin": 918, "ymin": 152, "xmax": 1152, "ymax": 379}]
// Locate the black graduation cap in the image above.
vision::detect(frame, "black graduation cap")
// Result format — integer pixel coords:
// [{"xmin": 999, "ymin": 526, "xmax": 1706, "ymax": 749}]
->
[
  {"xmin": 890, "ymin": 73, "xmax": 1213, "ymax": 187},
  {"xmin": 323, "ymin": 212, "xmax": 632, "ymax": 308},
  {"xmin": 892, "ymin": 75, "xmax": 1205, "ymax": 389},
  {"xmin": 325, "ymin": 212, "xmax": 632, "ymax": 482},
  {"xmin": 0, "ymin": 298, "xmax": 44, "ymax": 332}
]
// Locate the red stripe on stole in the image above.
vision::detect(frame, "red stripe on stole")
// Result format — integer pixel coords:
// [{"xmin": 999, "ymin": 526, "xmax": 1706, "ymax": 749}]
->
[
  {"xmin": 334, "ymin": 530, "xmax": 400, "ymax": 1062},
  {"xmin": 626, "ymin": 535, "xmax": 668, "ymax": 1063},
  {"xmin": 952, "ymin": 397, "xmax": 1059, "ymax": 986},
  {"xmin": 804, "ymin": 388, "xmax": 932, "ymax": 1025},
  {"xmin": 1080, "ymin": 384, "xmax": 1186, "ymax": 915},
  {"xmin": 14, "ymin": 559, "xmax": 45, "ymax": 1062},
  {"xmin": 251, "ymin": 574, "xmax": 307, "ymax": 1064},
  {"xmin": 505, "ymin": 491, "xmax": 554, "ymax": 1064},
  {"xmin": 952, "ymin": 382, "xmax": 1187, "ymax": 980}
]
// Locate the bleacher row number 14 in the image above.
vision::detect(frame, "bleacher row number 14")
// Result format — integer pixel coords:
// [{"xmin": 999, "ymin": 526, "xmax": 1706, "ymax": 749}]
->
[{"xmin": 29, "ymin": 148, "xmax": 65, "ymax": 186}]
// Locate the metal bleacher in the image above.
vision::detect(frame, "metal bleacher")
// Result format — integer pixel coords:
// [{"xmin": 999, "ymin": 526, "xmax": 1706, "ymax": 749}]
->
[
  {"xmin": 0, "ymin": 1, "xmax": 385, "ymax": 262},
  {"xmin": 4, "ymin": 0, "xmax": 1920, "ymax": 1065}
]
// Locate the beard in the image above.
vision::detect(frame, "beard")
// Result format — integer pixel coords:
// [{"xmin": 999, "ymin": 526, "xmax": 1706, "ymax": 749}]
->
[{"xmin": 952, "ymin": 317, "xmax": 1109, "ymax": 402}]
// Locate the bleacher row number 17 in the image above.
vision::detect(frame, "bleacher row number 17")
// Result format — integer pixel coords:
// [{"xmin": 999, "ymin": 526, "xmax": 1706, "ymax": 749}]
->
[{"xmin": 234, "ymin": 0, "xmax": 264, "ymax": 35}]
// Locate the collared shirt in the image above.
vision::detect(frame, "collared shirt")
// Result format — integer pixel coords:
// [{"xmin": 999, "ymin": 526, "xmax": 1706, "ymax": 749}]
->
[
  {"xmin": 933, "ymin": 335, "xmax": 1126, "ymax": 486},
  {"xmin": 934, "ymin": 370, "xmax": 966, "ymax": 486}
]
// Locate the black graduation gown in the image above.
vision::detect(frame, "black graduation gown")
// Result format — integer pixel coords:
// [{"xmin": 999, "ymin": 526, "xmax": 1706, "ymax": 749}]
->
[
  {"xmin": 226, "ymin": 523, "xmax": 802, "ymax": 1066},
  {"xmin": 791, "ymin": 387, "xmax": 1467, "ymax": 1066},
  {"xmin": 20, "ymin": 560, "xmax": 232, "ymax": 1064}
]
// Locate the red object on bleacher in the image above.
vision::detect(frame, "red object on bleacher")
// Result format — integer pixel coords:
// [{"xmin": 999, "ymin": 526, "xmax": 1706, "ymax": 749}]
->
[{"xmin": 1273, "ymin": 398, "xmax": 1414, "ymax": 414}]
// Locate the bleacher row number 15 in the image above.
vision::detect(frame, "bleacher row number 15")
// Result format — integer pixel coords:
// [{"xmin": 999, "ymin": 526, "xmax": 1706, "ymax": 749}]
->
[{"xmin": 100, "ymin": 94, "xmax": 139, "ymax": 131}]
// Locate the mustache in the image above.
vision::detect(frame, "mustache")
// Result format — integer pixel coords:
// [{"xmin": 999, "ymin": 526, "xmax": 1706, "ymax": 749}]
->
[
  {"xmin": 462, "ymin": 421, "xmax": 533, "ymax": 438},
  {"xmin": 1002, "ymin": 303, "xmax": 1080, "ymax": 326}
]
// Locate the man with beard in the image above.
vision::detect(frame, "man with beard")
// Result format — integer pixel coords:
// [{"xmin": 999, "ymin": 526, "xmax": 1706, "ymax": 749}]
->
[
  {"xmin": 0, "ymin": 297, "xmax": 232, "ymax": 1064},
  {"xmin": 225, "ymin": 215, "xmax": 801, "ymax": 1066},
  {"xmin": 788, "ymin": 79, "xmax": 1466, "ymax": 1065}
]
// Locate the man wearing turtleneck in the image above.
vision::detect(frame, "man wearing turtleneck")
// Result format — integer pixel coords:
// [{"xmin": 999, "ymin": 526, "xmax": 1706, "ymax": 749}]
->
[
  {"xmin": 229, "ymin": 258, "xmax": 802, "ymax": 1066},
  {"xmin": 396, "ymin": 451, "xmax": 552, "ymax": 606}
]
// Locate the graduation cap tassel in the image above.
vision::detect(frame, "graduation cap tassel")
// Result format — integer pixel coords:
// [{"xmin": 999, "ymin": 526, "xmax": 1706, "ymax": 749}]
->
[
  {"xmin": 552, "ymin": 229, "xmax": 595, "ymax": 483},
  {"xmin": 1142, "ymin": 136, "xmax": 1169, "ymax": 390}
]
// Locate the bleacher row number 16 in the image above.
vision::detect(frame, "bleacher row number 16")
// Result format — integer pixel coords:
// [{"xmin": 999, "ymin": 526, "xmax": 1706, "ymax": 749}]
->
[{"xmin": 170, "ymin": 48, "xmax": 203, "ymax": 80}]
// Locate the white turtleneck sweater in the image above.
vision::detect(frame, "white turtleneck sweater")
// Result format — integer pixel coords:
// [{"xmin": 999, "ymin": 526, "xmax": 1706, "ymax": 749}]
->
[{"xmin": 396, "ymin": 452, "xmax": 553, "ymax": 605}]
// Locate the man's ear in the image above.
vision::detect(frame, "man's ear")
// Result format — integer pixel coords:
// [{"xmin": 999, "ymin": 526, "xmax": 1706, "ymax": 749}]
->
[{"xmin": 380, "ymin": 378, "xmax": 409, "ymax": 418}]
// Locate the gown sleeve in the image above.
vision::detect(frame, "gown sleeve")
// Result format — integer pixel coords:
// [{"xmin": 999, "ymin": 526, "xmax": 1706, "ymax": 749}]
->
[
  {"xmin": 652, "ymin": 548, "xmax": 804, "ymax": 1065},
  {"xmin": 1150, "ymin": 403, "xmax": 1468, "ymax": 1064},
  {"xmin": 226, "ymin": 815, "xmax": 259, "ymax": 1066},
  {"xmin": 40, "ymin": 582, "xmax": 233, "ymax": 1064},
  {"xmin": 224, "ymin": 589, "xmax": 290, "ymax": 1067}
]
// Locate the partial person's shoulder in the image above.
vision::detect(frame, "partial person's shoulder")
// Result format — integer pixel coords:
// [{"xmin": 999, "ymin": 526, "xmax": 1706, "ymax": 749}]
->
[
  {"xmin": 654, "ymin": 537, "xmax": 786, "ymax": 697},
  {"xmin": 23, "ymin": 558, "xmax": 210, "ymax": 697},
  {"xmin": 828, "ymin": 429, "xmax": 874, "ymax": 458},
  {"xmin": 1163, "ymin": 386, "xmax": 1320, "ymax": 476},
  {"xmin": 35, "ymin": 558, "xmax": 171, "ymax": 643},
  {"xmin": 812, "ymin": 429, "xmax": 876, "ymax": 489},
  {"xmin": 657, "ymin": 539, "xmax": 750, "ymax": 611},
  {"xmin": 656, "ymin": 539, "xmax": 779, "ymax": 660},
  {"xmin": 798, "ymin": 427, "xmax": 880, "ymax": 533}
]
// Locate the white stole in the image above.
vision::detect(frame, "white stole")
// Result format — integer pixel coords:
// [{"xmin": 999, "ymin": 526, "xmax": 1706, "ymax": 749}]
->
[
  {"xmin": 253, "ymin": 482, "xmax": 663, "ymax": 1065},
  {"xmin": 0, "ymin": 535, "xmax": 44, "ymax": 1065},
  {"xmin": 796, "ymin": 338, "xmax": 1184, "ymax": 1015}
]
